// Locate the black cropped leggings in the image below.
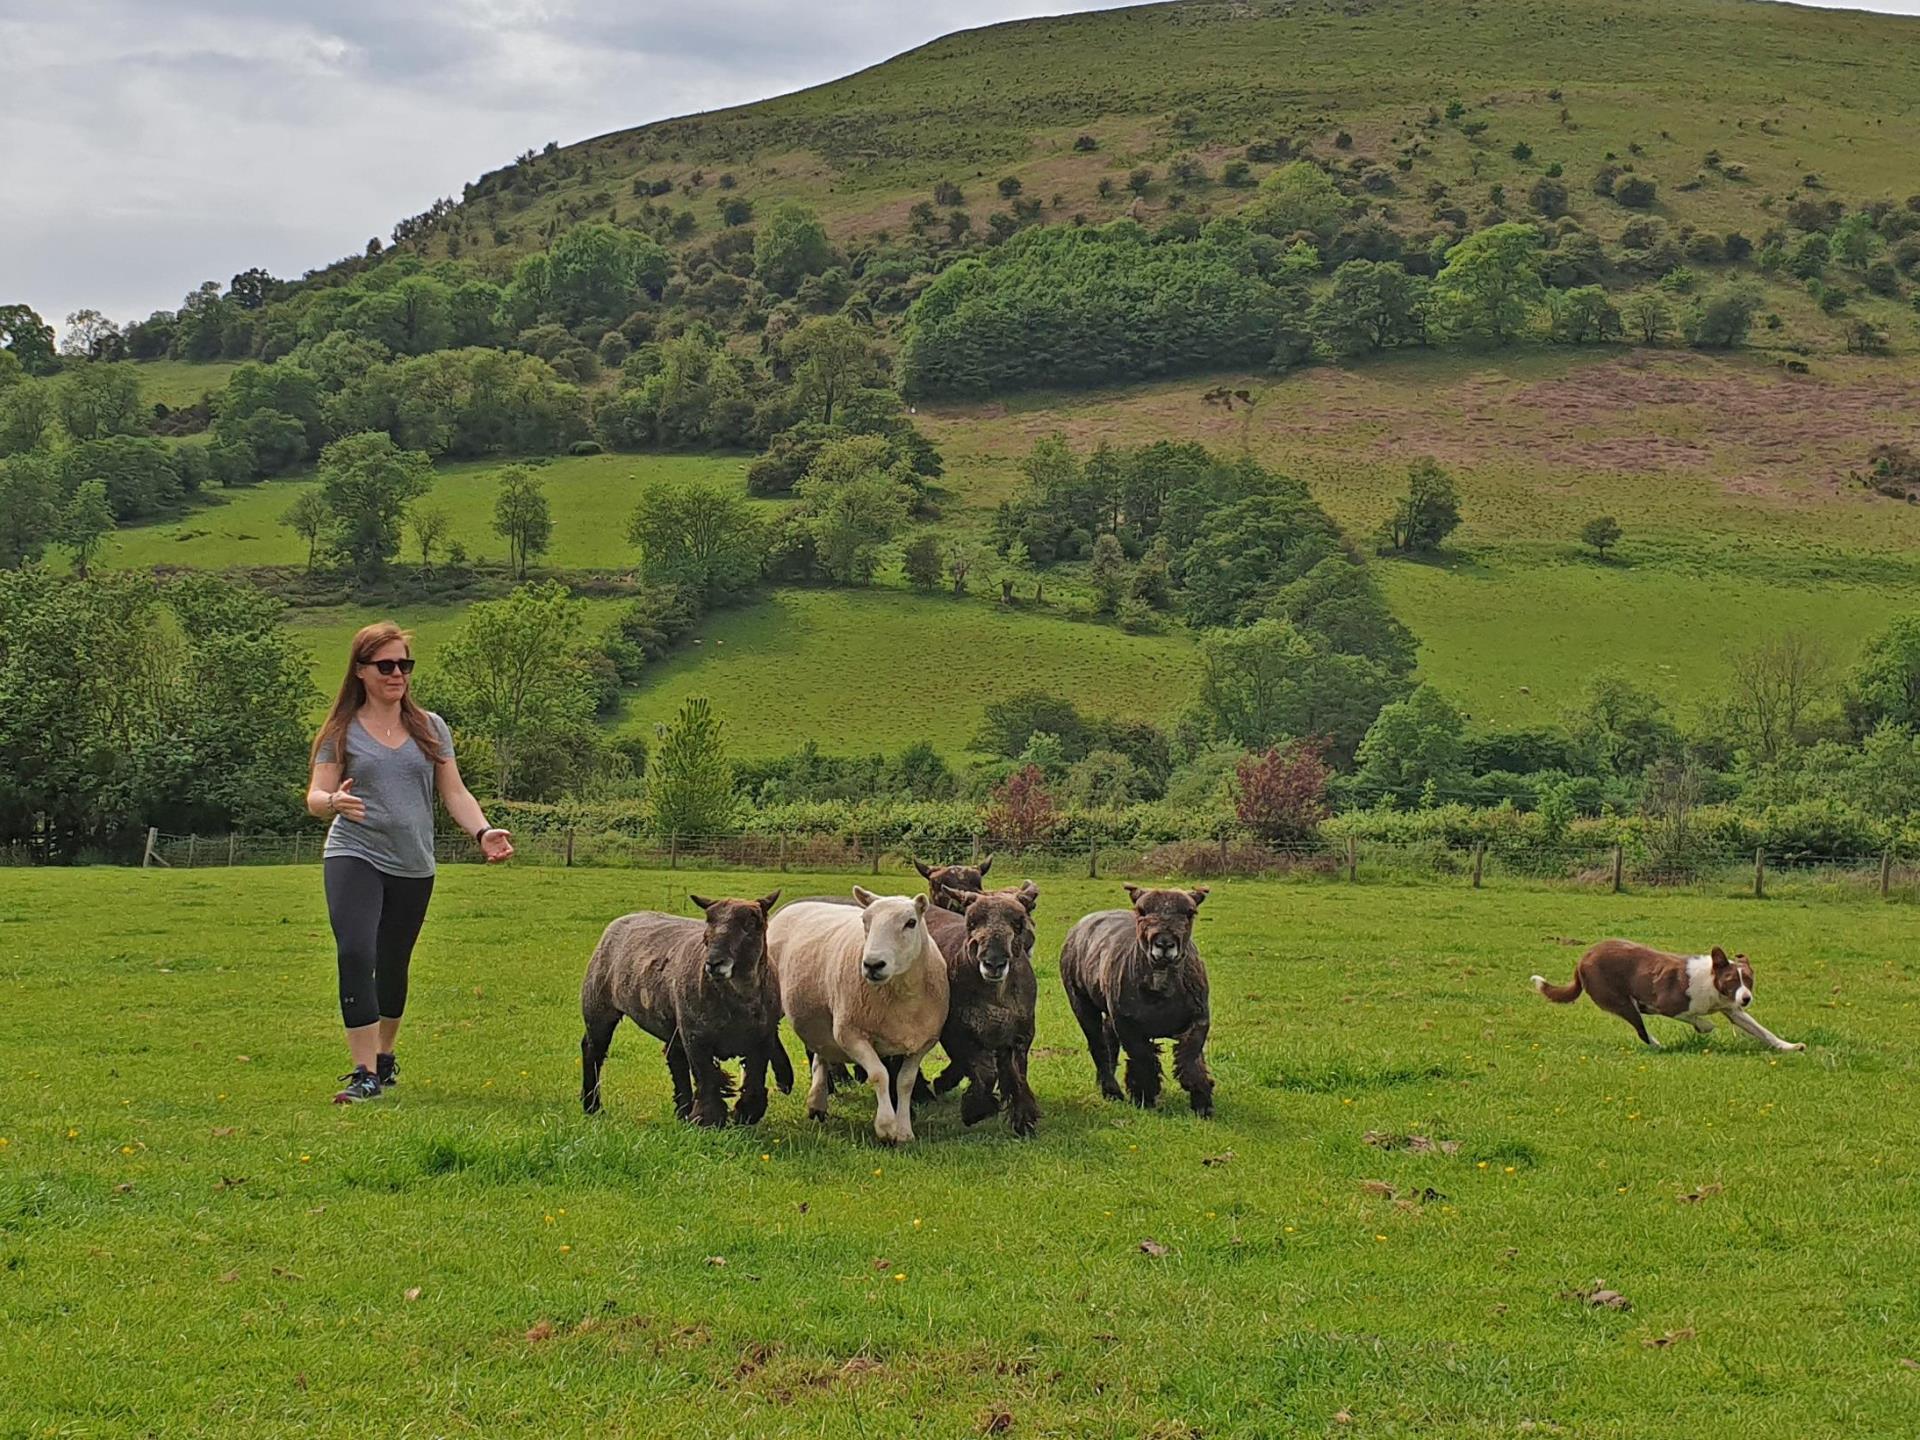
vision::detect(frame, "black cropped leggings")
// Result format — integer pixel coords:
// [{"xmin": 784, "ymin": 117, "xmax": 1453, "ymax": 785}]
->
[{"xmin": 323, "ymin": 856, "xmax": 435, "ymax": 1029}]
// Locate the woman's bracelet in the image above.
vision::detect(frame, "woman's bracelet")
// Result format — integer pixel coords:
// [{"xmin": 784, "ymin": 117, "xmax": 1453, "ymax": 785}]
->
[{"xmin": 475, "ymin": 824, "xmax": 493, "ymax": 844}]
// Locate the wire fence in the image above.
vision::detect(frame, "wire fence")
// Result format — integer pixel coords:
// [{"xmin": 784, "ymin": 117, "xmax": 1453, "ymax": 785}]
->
[{"xmin": 128, "ymin": 826, "xmax": 1920, "ymax": 899}]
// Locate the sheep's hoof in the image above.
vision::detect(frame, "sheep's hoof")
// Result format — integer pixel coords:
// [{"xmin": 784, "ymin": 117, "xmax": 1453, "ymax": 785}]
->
[
  {"xmin": 1188, "ymin": 1092, "xmax": 1215, "ymax": 1119},
  {"xmin": 807, "ymin": 1107, "xmax": 828, "ymax": 1124},
  {"xmin": 1098, "ymin": 1081, "xmax": 1125, "ymax": 1102},
  {"xmin": 1008, "ymin": 1113, "xmax": 1038, "ymax": 1139}
]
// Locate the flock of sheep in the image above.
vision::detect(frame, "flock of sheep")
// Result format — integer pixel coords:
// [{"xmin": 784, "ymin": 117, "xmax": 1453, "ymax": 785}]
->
[{"xmin": 579, "ymin": 859, "xmax": 1215, "ymax": 1143}]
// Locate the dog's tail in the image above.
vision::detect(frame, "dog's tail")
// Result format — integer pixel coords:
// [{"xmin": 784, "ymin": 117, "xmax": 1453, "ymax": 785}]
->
[{"xmin": 1531, "ymin": 970, "xmax": 1582, "ymax": 1004}]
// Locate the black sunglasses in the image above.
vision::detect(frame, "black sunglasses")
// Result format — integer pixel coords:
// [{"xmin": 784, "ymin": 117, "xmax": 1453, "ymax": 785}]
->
[{"xmin": 364, "ymin": 658, "xmax": 416, "ymax": 676}]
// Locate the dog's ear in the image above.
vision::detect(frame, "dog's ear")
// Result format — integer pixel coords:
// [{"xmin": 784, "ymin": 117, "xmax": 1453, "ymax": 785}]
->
[
  {"xmin": 690, "ymin": 893, "xmax": 717, "ymax": 913},
  {"xmin": 913, "ymin": 858, "xmax": 934, "ymax": 880},
  {"xmin": 1188, "ymin": 886, "xmax": 1211, "ymax": 909},
  {"xmin": 756, "ymin": 890, "xmax": 780, "ymax": 914},
  {"xmin": 1710, "ymin": 945, "xmax": 1730, "ymax": 967},
  {"xmin": 978, "ymin": 853, "xmax": 993, "ymax": 876}
]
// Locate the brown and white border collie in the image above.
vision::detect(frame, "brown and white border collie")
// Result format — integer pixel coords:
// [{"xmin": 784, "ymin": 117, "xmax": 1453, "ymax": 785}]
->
[{"xmin": 1532, "ymin": 939, "xmax": 1805, "ymax": 1051}]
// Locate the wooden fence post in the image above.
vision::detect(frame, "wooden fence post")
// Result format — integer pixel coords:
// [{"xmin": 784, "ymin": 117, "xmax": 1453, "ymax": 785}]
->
[
  {"xmin": 143, "ymin": 827, "xmax": 158, "ymax": 869},
  {"xmin": 1881, "ymin": 848, "xmax": 1892, "ymax": 898},
  {"xmin": 971, "ymin": 833, "xmax": 982, "ymax": 865},
  {"xmin": 292, "ymin": 832, "xmax": 302, "ymax": 866},
  {"xmin": 1345, "ymin": 835, "xmax": 1357, "ymax": 883},
  {"xmin": 565, "ymin": 828, "xmax": 575, "ymax": 868},
  {"xmin": 1218, "ymin": 835, "xmax": 1229, "ymax": 870},
  {"xmin": 1471, "ymin": 842, "xmax": 1484, "ymax": 889},
  {"xmin": 669, "ymin": 832, "xmax": 678, "ymax": 870},
  {"xmin": 1611, "ymin": 845, "xmax": 1623, "ymax": 894},
  {"xmin": 1753, "ymin": 847, "xmax": 1765, "ymax": 900},
  {"xmin": 871, "ymin": 838, "xmax": 881, "ymax": 875},
  {"xmin": 228, "ymin": 833, "xmax": 237, "ymax": 866},
  {"xmin": 779, "ymin": 832, "xmax": 789, "ymax": 872},
  {"xmin": 186, "ymin": 834, "xmax": 198, "ymax": 869},
  {"xmin": 1088, "ymin": 836, "xmax": 1098, "ymax": 880}
]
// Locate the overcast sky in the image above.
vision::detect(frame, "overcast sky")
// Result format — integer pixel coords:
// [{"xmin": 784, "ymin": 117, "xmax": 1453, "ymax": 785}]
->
[{"xmin": 3, "ymin": 0, "xmax": 1917, "ymax": 338}]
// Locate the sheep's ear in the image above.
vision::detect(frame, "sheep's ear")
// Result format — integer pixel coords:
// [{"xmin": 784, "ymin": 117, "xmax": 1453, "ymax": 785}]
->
[
  {"xmin": 1016, "ymin": 880, "xmax": 1040, "ymax": 913},
  {"xmin": 913, "ymin": 858, "xmax": 934, "ymax": 880},
  {"xmin": 756, "ymin": 890, "xmax": 781, "ymax": 914},
  {"xmin": 913, "ymin": 892, "xmax": 929, "ymax": 915},
  {"xmin": 851, "ymin": 886, "xmax": 878, "ymax": 909},
  {"xmin": 690, "ymin": 893, "xmax": 717, "ymax": 913},
  {"xmin": 978, "ymin": 853, "xmax": 993, "ymax": 876},
  {"xmin": 1189, "ymin": 886, "xmax": 1211, "ymax": 909},
  {"xmin": 1710, "ymin": 945, "xmax": 1730, "ymax": 967},
  {"xmin": 1124, "ymin": 883, "xmax": 1145, "ymax": 908},
  {"xmin": 935, "ymin": 884, "xmax": 968, "ymax": 911}
]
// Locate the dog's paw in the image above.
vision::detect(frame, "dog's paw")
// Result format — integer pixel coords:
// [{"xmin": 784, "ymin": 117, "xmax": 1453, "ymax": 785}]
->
[{"xmin": 1783, "ymin": 1042, "xmax": 1807, "ymax": 1052}]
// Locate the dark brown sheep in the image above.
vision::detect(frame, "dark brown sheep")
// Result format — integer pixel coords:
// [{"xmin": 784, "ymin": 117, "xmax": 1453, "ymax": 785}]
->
[
  {"xmin": 580, "ymin": 892, "xmax": 792, "ymax": 1126},
  {"xmin": 1059, "ymin": 884, "xmax": 1214, "ymax": 1116},
  {"xmin": 913, "ymin": 855, "xmax": 994, "ymax": 913},
  {"xmin": 924, "ymin": 882, "xmax": 1042, "ymax": 1136}
]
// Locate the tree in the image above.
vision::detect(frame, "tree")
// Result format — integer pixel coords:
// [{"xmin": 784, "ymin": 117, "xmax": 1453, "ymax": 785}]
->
[
  {"xmin": 985, "ymin": 764, "xmax": 1058, "ymax": 851},
  {"xmin": 60, "ymin": 310, "xmax": 123, "ymax": 361},
  {"xmin": 1581, "ymin": 514, "xmax": 1622, "ymax": 559},
  {"xmin": 1197, "ymin": 619, "xmax": 1407, "ymax": 763},
  {"xmin": 58, "ymin": 481, "xmax": 115, "ymax": 578},
  {"xmin": 280, "ymin": 489, "xmax": 331, "ymax": 573},
  {"xmin": 227, "ymin": 267, "xmax": 277, "ymax": 310},
  {"xmin": 628, "ymin": 480, "xmax": 765, "ymax": 602},
  {"xmin": 1613, "ymin": 175, "xmax": 1657, "ymax": 208},
  {"xmin": 55, "ymin": 362, "xmax": 145, "ymax": 441},
  {"xmin": 1127, "ymin": 167, "xmax": 1154, "ymax": 196},
  {"xmin": 1728, "ymin": 631, "xmax": 1829, "ymax": 764},
  {"xmin": 1843, "ymin": 613, "xmax": 1920, "ymax": 736},
  {"xmin": 0, "ymin": 454, "xmax": 60, "ymax": 567},
  {"xmin": 902, "ymin": 533, "xmax": 943, "ymax": 590},
  {"xmin": 1432, "ymin": 223, "xmax": 1544, "ymax": 344},
  {"xmin": 717, "ymin": 196, "xmax": 754, "ymax": 227},
  {"xmin": 997, "ymin": 176, "xmax": 1024, "ymax": 199},
  {"xmin": 1232, "ymin": 741, "xmax": 1331, "ymax": 842},
  {"xmin": 792, "ymin": 435, "xmax": 913, "ymax": 584},
  {"xmin": 1354, "ymin": 685, "xmax": 1467, "ymax": 802},
  {"xmin": 646, "ymin": 695, "xmax": 738, "ymax": 836},
  {"xmin": 316, "ymin": 431, "xmax": 433, "ymax": 578},
  {"xmin": 1684, "ymin": 284, "xmax": 1762, "ymax": 349},
  {"xmin": 1567, "ymin": 668, "xmax": 1676, "ymax": 776},
  {"xmin": 1310, "ymin": 260, "xmax": 1427, "ymax": 354},
  {"xmin": 1089, "ymin": 532, "xmax": 1128, "ymax": 614},
  {"xmin": 1378, "ymin": 459, "xmax": 1462, "ymax": 554},
  {"xmin": 1249, "ymin": 162, "xmax": 1346, "ymax": 238},
  {"xmin": 784, "ymin": 315, "xmax": 877, "ymax": 426},
  {"xmin": 492, "ymin": 465, "xmax": 553, "ymax": 579},
  {"xmin": 432, "ymin": 582, "xmax": 598, "ymax": 800},
  {"xmin": 412, "ymin": 505, "xmax": 452, "ymax": 573},
  {"xmin": 0, "ymin": 379, "xmax": 54, "ymax": 456},
  {"xmin": 754, "ymin": 204, "xmax": 833, "ymax": 296},
  {"xmin": 1832, "ymin": 213, "xmax": 1881, "ymax": 269},
  {"xmin": 947, "ymin": 539, "xmax": 979, "ymax": 596},
  {"xmin": 1623, "ymin": 292, "xmax": 1673, "ymax": 345},
  {"xmin": 1546, "ymin": 286, "xmax": 1622, "ymax": 344},
  {"xmin": 544, "ymin": 223, "xmax": 669, "ymax": 321},
  {"xmin": 1527, "ymin": 176, "xmax": 1569, "ymax": 218},
  {"xmin": 0, "ymin": 305, "xmax": 57, "ymax": 375}
]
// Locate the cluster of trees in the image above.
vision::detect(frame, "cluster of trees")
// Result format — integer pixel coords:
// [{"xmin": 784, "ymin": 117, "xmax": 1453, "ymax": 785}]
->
[{"xmin": 0, "ymin": 570, "xmax": 315, "ymax": 856}]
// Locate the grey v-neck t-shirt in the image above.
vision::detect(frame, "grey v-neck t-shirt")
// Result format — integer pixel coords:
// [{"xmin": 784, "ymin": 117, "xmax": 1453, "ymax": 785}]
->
[{"xmin": 315, "ymin": 712, "xmax": 454, "ymax": 879}]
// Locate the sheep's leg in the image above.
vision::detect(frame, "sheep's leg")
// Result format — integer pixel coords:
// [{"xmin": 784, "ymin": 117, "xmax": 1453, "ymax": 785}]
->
[
  {"xmin": 892, "ymin": 1045, "xmax": 935, "ymax": 1144},
  {"xmin": 805, "ymin": 1052, "xmax": 831, "ymax": 1122},
  {"xmin": 686, "ymin": 1039, "xmax": 731, "ymax": 1128},
  {"xmin": 1065, "ymin": 982, "xmax": 1123, "ymax": 1101},
  {"xmin": 1173, "ymin": 1019, "xmax": 1214, "ymax": 1118},
  {"xmin": 931, "ymin": 1058, "xmax": 965, "ymax": 1096},
  {"xmin": 959, "ymin": 1046, "xmax": 1001, "ymax": 1128},
  {"xmin": 580, "ymin": 1009, "xmax": 620, "ymax": 1115},
  {"xmin": 665, "ymin": 1035, "xmax": 695, "ymax": 1121},
  {"xmin": 999, "ymin": 1045, "xmax": 1040, "ymax": 1138},
  {"xmin": 768, "ymin": 1034, "xmax": 795, "ymax": 1095},
  {"xmin": 837, "ymin": 1031, "xmax": 897, "ymax": 1143},
  {"xmin": 1115, "ymin": 1019, "xmax": 1163, "ymax": 1109},
  {"xmin": 734, "ymin": 1043, "xmax": 771, "ymax": 1125}
]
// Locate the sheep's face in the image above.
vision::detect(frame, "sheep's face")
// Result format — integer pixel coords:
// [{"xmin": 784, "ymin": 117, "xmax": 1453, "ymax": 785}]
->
[
  {"xmin": 851, "ymin": 888, "xmax": 929, "ymax": 984},
  {"xmin": 688, "ymin": 892, "xmax": 779, "ymax": 981},
  {"xmin": 950, "ymin": 883, "xmax": 1039, "ymax": 985},
  {"xmin": 914, "ymin": 855, "xmax": 992, "ymax": 913},
  {"xmin": 1125, "ymin": 884, "xmax": 1208, "ymax": 972}
]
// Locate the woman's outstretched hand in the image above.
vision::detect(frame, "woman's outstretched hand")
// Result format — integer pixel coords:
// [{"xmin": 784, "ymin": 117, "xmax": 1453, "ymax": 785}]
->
[{"xmin": 480, "ymin": 828, "xmax": 515, "ymax": 863}]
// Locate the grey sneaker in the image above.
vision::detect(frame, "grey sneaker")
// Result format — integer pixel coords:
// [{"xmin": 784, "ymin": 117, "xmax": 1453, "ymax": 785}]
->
[{"xmin": 332, "ymin": 1068, "xmax": 383, "ymax": 1104}]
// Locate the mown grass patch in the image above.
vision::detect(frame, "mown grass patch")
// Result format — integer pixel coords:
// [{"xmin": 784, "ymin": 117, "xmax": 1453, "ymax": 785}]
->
[{"xmin": 3, "ymin": 864, "xmax": 1917, "ymax": 1436}]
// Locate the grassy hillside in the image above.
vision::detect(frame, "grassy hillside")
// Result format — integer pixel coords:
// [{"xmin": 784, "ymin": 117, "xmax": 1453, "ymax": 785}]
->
[
  {"xmin": 406, "ymin": 0, "xmax": 1920, "ymax": 347},
  {"xmin": 613, "ymin": 588, "xmax": 1199, "ymax": 755},
  {"xmin": 7, "ymin": 864, "xmax": 1916, "ymax": 1435}
]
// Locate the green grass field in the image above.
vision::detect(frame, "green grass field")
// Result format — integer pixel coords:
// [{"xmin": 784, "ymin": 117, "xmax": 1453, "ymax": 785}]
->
[
  {"xmin": 613, "ymin": 587, "xmax": 1199, "ymax": 755},
  {"xmin": 132, "ymin": 358, "xmax": 240, "ymax": 410},
  {"xmin": 103, "ymin": 452, "xmax": 754, "ymax": 575},
  {"xmin": 5, "ymin": 864, "xmax": 1916, "ymax": 1436}
]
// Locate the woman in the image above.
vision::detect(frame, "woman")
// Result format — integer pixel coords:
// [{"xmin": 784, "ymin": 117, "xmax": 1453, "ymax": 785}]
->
[{"xmin": 307, "ymin": 622, "xmax": 513, "ymax": 1103}]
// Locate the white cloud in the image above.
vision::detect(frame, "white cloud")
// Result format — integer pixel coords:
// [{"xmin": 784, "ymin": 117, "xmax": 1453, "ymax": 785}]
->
[{"xmin": 2, "ymin": 0, "xmax": 1915, "ymax": 335}]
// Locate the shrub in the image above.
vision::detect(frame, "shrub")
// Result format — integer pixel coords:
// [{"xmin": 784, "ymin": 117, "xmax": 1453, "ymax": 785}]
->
[
  {"xmin": 1073, "ymin": 134, "xmax": 1099, "ymax": 152},
  {"xmin": 1232, "ymin": 741, "xmax": 1331, "ymax": 842},
  {"xmin": 569, "ymin": 439, "xmax": 603, "ymax": 456},
  {"xmin": 1613, "ymin": 176, "xmax": 1657, "ymax": 208}
]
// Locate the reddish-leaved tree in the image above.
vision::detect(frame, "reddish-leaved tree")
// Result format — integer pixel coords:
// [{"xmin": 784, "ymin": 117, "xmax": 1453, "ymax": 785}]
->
[
  {"xmin": 1233, "ymin": 740, "xmax": 1331, "ymax": 843},
  {"xmin": 986, "ymin": 764, "xmax": 1059, "ymax": 852}
]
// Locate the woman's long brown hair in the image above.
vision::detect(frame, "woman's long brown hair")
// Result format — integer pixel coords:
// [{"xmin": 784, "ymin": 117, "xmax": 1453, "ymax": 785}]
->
[{"xmin": 310, "ymin": 622, "xmax": 445, "ymax": 765}]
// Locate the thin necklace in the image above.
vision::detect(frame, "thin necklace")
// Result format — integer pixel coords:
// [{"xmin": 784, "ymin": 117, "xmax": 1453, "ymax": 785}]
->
[{"xmin": 365, "ymin": 707, "xmax": 403, "ymax": 742}]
